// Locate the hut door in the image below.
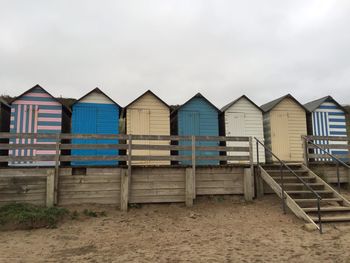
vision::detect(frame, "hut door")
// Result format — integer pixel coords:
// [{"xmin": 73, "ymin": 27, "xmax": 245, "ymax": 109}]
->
[
  {"xmin": 129, "ymin": 109, "xmax": 150, "ymax": 164},
  {"xmin": 226, "ymin": 112, "xmax": 245, "ymax": 162},
  {"xmin": 179, "ymin": 111, "xmax": 200, "ymax": 164},
  {"xmin": 271, "ymin": 112, "xmax": 290, "ymax": 161}
]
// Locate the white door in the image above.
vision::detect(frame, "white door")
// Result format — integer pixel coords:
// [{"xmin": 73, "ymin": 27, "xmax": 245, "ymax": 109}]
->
[{"xmin": 226, "ymin": 112, "xmax": 246, "ymax": 163}]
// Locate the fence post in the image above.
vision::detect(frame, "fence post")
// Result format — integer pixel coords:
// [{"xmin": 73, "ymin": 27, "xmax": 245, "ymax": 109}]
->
[
  {"xmin": 46, "ymin": 169, "xmax": 55, "ymax": 207},
  {"xmin": 54, "ymin": 133, "xmax": 60, "ymax": 205},
  {"xmin": 120, "ymin": 169, "xmax": 129, "ymax": 211},
  {"xmin": 191, "ymin": 135, "xmax": 196, "ymax": 199},
  {"xmin": 244, "ymin": 168, "xmax": 254, "ymax": 201},
  {"xmin": 303, "ymin": 137, "xmax": 309, "ymax": 167},
  {"xmin": 185, "ymin": 167, "xmax": 194, "ymax": 207},
  {"xmin": 128, "ymin": 134, "xmax": 132, "ymax": 179},
  {"xmin": 249, "ymin": 136, "xmax": 254, "ymax": 180}
]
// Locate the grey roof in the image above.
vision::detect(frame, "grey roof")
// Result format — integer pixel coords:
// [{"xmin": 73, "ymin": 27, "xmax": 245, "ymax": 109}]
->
[
  {"xmin": 304, "ymin": 96, "xmax": 346, "ymax": 112},
  {"xmin": 221, "ymin": 95, "xmax": 262, "ymax": 113},
  {"xmin": 260, "ymin": 94, "xmax": 308, "ymax": 113}
]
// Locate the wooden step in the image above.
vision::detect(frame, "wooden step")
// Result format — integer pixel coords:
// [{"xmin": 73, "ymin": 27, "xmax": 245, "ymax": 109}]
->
[
  {"xmin": 286, "ymin": 190, "xmax": 333, "ymax": 194},
  {"xmin": 272, "ymin": 176, "xmax": 315, "ymax": 181},
  {"xmin": 303, "ymin": 207, "xmax": 350, "ymax": 212},
  {"xmin": 282, "ymin": 183, "xmax": 324, "ymax": 187},
  {"xmin": 311, "ymin": 216, "xmax": 350, "ymax": 222},
  {"xmin": 294, "ymin": 198, "xmax": 343, "ymax": 203},
  {"xmin": 265, "ymin": 169, "xmax": 308, "ymax": 174}
]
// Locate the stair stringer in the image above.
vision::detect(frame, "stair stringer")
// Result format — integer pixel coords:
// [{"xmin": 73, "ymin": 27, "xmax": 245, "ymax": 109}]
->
[
  {"xmin": 259, "ymin": 166, "xmax": 320, "ymax": 230},
  {"xmin": 302, "ymin": 164, "xmax": 350, "ymax": 207}
]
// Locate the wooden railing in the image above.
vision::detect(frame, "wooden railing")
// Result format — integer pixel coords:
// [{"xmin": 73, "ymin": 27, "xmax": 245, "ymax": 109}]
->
[
  {"xmin": 0, "ymin": 132, "xmax": 253, "ymax": 165},
  {"xmin": 303, "ymin": 135, "xmax": 350, "ymax": 164}
]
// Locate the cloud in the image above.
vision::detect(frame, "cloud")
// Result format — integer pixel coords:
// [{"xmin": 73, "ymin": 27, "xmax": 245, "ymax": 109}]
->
[{"xmin": 0, "ymin": 0, "xmax": 349, "ymax": 107}]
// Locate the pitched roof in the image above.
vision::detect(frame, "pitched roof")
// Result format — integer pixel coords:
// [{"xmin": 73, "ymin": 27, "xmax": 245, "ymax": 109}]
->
[
  {"xmin": 260, "ymin": 94, "xmax": 308, "ymax": 113},
  {"xmin": 125, "ymin": 90, "xmax": 170, "ymax": 109},
  {"xmin": 304, "ymin": 96, "xmax": 346, "ymax": 112},
  {"xmin": 73, "ymin": 87, "xmax": 121, "ymax": 108},
  {"xmin": 173, "ymin": 93, "xmax": 220, "ymax": 114},
  {"xmin": 10, "ymin": 84, "xmax": 71, "ymax": 112},
  {"xmin": 221, "ymin": 95, "xmax": 262, "ymax": 113}
]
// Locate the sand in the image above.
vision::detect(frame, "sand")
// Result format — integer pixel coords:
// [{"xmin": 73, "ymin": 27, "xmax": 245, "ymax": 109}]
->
[{"xmin": 1, "ymin": 194, "xmax": 350, "ymax": 263}]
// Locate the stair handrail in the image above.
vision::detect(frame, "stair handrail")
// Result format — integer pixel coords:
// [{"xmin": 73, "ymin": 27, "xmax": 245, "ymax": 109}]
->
[
  {"xmin": 254, "ymin": 137, "xmax": 323, "ymax": 233},
  {"xmin": 303, "ymin": 136, "xmax": 350, "ymax": 193}
]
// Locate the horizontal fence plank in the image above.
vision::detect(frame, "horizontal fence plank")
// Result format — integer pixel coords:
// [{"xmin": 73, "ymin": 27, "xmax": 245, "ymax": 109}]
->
[
  {"xmin": 307, "ymin": 144, "xmax": 350, "ymax": 149},
  {"xmin": 129, "ymin": 196, "xmax": 185, "ymax": 203},
  {"xmin": 0, "ymin": 132, "xmax": 250, "ymax": 142},
  {"xmin": 306, "ymin": 136, "xmax": 349, "ymax": 141},
  {"xmin": 59, "ymin": 197, "xmax": 119, "ymax": 205},
  {"xmin": 0, "ymin": 143, "xmax": 249, "ymax": 152},
  {"xmin": 308, "ymin": 154, "xmax": 349, "ymax": 159}
]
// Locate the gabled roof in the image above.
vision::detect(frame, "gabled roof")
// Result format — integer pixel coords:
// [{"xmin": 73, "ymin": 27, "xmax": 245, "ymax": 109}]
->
[
  {"xmin": 125, "ymin": 90, "xmax": 170, "ymax": 109},
  {"xmin": 304, "ymin": 96, "xmax": 346, "ymax": 113},
  {"xmin": 73, "ymin": 87, "xmax": 121, "ymax": 108},
  {"xmin": 10, "ymin": 84, "xmax": 71, "ymax": 112},
  {"xmin": 0, "ymin": 97, "xmax": 10, "ymax": 108},
  {"xmin": 221, "ymin": 95, "xmax": 262, "ymax": 113},
  {"xmin": 173, "ymin": 93, "xmax": 220, "ymax": 114},
  {"xmin": 260, "ymin": 94, "xmax": 308, "ymax": 113}
]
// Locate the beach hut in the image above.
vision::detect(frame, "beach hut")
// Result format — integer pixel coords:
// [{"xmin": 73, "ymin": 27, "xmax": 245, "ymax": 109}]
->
[
  {"xmin": 71, "ymin": 88, "xmax": 121, "ymax": 166},
  {"xmin": 9, "ymin": 85, "xmax": 71, "ymax": 166},
  {"xmin": 304, "ymin": 96, "xmax": 349, "ymax": 159},
  {"xmin": 220, "ymin": 95, "xmax": 265, "ymax": 163},
  {"xmin": 171, "ymin": 93, "xmax": 220, "ymax": 165},
  {"xmin": 125, "ymin": 90, "xmax": 170, "ymax": 165},
  {"xmin": 261, "ymin": 94, "xmax": 307, "ymax": 162}
]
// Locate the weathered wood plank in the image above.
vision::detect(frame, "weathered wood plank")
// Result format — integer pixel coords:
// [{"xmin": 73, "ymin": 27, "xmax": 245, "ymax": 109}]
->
[
  {"xmin": 185, "ymin": 168, "xmax": 194, "ymax": 207},
  {"xmin": 120, "ymin": 169, "xmax": 129, "ymax": 211},
  {"xmin": 46, "ymin": 170, "xmax": 54, "ymax": 207},
  {"xmin": 244, "ymin": 168, "xmax": 254, "ymax": 201},
  {"xmin": 129, "ymin": 196, "xmax": 185, "ymax": 203}
]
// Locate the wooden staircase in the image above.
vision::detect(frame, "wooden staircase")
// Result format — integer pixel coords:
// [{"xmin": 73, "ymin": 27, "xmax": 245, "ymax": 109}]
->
[{"xmin": 260, "ymin": 163, "xmax": 350, "ymax": 231}]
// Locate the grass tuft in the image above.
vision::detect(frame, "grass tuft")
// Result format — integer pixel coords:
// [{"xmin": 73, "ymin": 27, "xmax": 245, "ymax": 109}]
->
[{"xmin": 0, "ymin": 203, "xmax": 68, "ymax": 229}]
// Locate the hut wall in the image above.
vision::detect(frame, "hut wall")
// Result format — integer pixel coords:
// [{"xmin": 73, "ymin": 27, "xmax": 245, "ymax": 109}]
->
[
  {"xmin": 9, "ymin": 86, "xmax": 63, "ymax": 166},
  {"xmin": 126, "ymin": 92, "xmax": 170, "ymax": 165},
  {"xmin": 177, "ymin": 97, "xmax": 219, "ymax": 165},
  {"xmin": 269, "ymin": 98, "xmax": 307, "ymax": 162},
  {"xmin": 223, "ymin": 97, "xmax": 265, "ymax": 163},
  {"xmin": 71, "ymin": 92, "xmax": 120, "ymax": 166}
]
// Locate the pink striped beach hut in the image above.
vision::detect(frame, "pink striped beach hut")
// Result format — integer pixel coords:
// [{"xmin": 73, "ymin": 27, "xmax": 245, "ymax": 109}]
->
[{"xmin": 9, "ymin": 85, "xmax": 71, "ymax": 166}]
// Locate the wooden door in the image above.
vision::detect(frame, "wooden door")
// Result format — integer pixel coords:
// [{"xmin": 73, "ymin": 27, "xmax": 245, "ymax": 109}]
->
[
  {"xmin": 129, "ymin": 109, "xmax": 150, "ymax": 164},
  {"xmin": 226, "ymin": 112, "xmax": 246, "ymax": 163},
  {"xmin": 271, "ymin": 112, "xmax": 290, "ymax": 161}
]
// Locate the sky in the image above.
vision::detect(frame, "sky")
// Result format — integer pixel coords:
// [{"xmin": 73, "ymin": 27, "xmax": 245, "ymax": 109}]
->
[{"xmin": 0, "ymin": 0, "xmax": 349, "ymax": 107}]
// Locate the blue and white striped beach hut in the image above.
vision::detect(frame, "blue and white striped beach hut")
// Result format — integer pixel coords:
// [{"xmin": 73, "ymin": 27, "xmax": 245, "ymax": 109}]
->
[
  {"xmin": 9, "ymin": 85, "xmax": 71, "ymax": 166},
  {"xmin": 304, "ymin": 96, "xmax": 348, "ymax": 159}
]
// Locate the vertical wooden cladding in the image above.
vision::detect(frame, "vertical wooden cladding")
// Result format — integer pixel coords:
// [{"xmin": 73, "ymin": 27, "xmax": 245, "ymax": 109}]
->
[
  {"xmin": 71, "ymin": 88, "xmax": 121, "ymax": 166},
  {"xmin": 126, "ymin": 90, "xmax": 171, "ymax": 165},
  {"xmin": 172, "ymin": 93, "xmax": 220, "ymax": 165},
  {"xmin": 261, "ymin": 95, "xmax": 307, "ymax": 162},
  {"xmin": 221, "ymin": 95, "xmax": 265, "ymax": 163},
  {"xmin": 9, "ymin": 85, "xmax": 71, "ymax": 167}
]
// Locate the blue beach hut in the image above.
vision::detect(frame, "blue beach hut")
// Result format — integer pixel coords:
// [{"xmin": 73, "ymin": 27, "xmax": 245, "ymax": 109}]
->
[
  {"xmin": 304, "ymin": 96, "xmax": 349, "ymax": 160},
  {"xmin": 71, "ymin": 88, "xmax": 121, "ymax": 166},
  {"xmin": 171, "ymin": 93, "xmax": 220, "ymax": 165}
]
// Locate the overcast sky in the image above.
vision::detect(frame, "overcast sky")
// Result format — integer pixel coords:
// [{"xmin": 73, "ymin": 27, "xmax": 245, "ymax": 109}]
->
[{"xmin": 0, "ymin": 1, "xmax": 349, "ymax": 107}]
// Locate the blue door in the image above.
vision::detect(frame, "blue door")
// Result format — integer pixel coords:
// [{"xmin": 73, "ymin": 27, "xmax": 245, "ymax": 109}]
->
[{"xmin": 179, "ymin": 111, "xmax": 200, "ymax": 165}]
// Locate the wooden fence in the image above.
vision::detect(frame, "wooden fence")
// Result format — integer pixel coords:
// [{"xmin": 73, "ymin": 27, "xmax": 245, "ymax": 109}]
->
[
  {"xmin": 0, "ymin": 133, "xmax": 254, "ymax": 210},
  {"xmin": 303, "ymin": 135, "xmax": 350, "ymax": 164},
  {"xmin": 0, "ymin": 166, "xmax": 253, "ymax": 210}
]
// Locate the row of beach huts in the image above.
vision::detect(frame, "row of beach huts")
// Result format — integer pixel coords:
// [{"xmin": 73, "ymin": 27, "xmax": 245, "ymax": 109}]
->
[{"xmin": 0, "ymin": 84, "xmax": 348, "ymax": 166}]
